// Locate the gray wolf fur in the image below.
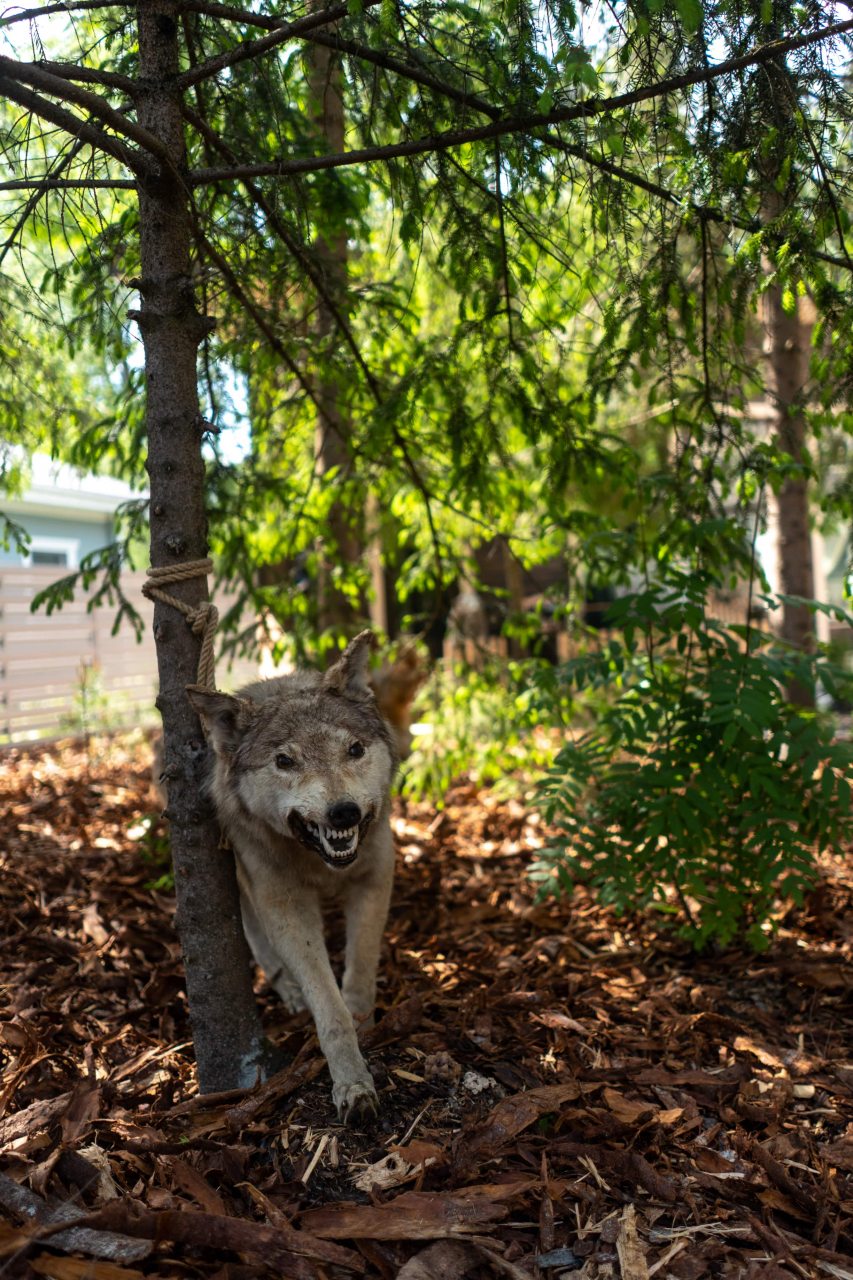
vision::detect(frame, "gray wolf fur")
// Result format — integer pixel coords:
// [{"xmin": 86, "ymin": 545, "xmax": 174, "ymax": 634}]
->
[{"xmin": 188, "ymin": 631, "xmax": 397, "ymax": 1121}]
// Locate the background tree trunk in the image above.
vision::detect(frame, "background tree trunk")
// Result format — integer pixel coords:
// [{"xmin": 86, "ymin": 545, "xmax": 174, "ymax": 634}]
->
[
  {"xmin": 136, "ymin": 0, "xmax": 265, "ymax": 1092},
  {"xmin": 309, "ymin": 13, "xmax": 364, "ymax": 633},
  {"xmin": 764, "ymin": 278, "xmax": 816, "ymax": 673},
  {"xmin": 757, "ymin": 11, "xmax": 817, "ymax": 706}
]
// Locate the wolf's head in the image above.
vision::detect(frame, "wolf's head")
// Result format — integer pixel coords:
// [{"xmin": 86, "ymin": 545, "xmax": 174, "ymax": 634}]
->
[{"xmin": 188, "ymin": 632, "xmax": 395, "ymax": 870}]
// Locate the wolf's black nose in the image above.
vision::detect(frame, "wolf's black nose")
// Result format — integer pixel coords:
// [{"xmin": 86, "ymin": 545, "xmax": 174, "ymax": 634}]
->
[{"xmin": 327, "ymin": 801, "xmax": 361, "ymax": 830}]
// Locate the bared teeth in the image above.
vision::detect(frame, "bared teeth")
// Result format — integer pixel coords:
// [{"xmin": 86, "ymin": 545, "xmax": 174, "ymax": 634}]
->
[{"xmin": 303, "ymin": 819, "xmax": 359, "ymax": 862}]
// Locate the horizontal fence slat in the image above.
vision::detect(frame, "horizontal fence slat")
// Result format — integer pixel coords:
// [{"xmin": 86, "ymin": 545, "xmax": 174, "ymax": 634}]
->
[{"xmin": 0, "ymin": 566, "xmax": 259, "ymax": 742}]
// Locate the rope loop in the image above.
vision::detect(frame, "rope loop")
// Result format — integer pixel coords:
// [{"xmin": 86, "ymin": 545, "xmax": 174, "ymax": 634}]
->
[{"xmin": 142, "ymin": 557, "xmax": 218, "ymax": 691}]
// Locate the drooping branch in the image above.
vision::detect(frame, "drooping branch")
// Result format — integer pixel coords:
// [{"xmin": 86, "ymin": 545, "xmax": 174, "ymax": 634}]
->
[
  {"xmin": 185, "ymin": 1, "xmax": 494, "ymax": 113},
  {"xmin": 177, "ymin": 0, "xmax": 383, "ymax": 91},
  {"xmin": 192, "ymin": 221, "xmax": 328, "ymax": 420},
  {"xmin": 0, "ymin": 73, "xmax": 150, "ymax": 176},
  {"xmin": 183, "ymin": 101, "xmax": 383, "ymax": 402},
  {"xmin": 0, "ymin": 177, "xmax": 137, "ymax": 190},
  {"xmin": 186, "ymin": 17, "xmax": 853, "ymax": 184},
  {"xmin": 0, "ymin": 0, "xmax": 123, "ymax": 27},
  {"xmin": 546, "ymin": 133, "xmax": 853, "ymax": 272},
  {"xmin": 29, "ymin": 60, "xmax": 137, "ymax": 94},
  {"xmin": 0, "ymin": 56, "xmax": 173, "ymax": 171},
  {"xmin": 0, "ymin": 136, "xmax": 85, "ymax": 267}
]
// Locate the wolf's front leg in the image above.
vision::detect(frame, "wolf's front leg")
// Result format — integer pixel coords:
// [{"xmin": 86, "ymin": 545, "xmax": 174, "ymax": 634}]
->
[
  {"xmin": 252, "ymin": 892, "xmax": 378, "ymax": 1121},
  {"xmin": 239, "ymin": 892, "xmax": 305, "ymax": 1013},
  {"xmin": 340, "ymin": 863, "xmax": 394, "ymax": 1025}
]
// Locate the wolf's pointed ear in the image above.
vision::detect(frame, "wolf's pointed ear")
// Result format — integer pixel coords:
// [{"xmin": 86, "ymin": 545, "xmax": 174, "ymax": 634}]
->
[
  {"xmin": 323, "ymin": 630, "xmax": 376, "ymax": 698},
  {"xmin": 187, "ymin": 685, "xmax": 254, "ymax": 754}
]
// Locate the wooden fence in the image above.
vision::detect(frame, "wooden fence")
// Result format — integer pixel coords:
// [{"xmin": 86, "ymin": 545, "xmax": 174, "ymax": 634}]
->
[{"xmin": 0, "ymin": 567, "xmax": 259, "ymax": 743}]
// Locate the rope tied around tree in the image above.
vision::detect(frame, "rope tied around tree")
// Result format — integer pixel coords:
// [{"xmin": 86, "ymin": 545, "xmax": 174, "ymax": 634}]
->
[{"xmin": 142, "ymin": 558, "xmax": 219, "ymax": 690}]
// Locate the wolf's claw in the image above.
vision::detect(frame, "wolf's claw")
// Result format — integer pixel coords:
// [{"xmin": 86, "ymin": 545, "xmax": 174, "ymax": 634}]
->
[{"xmin": 334, "ymin": 1079, "xmax": 379, "ymax": 1124}]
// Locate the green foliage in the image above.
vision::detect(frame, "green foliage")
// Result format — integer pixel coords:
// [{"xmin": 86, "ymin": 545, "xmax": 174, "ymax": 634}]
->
[
  {"xmin": 58, "ymin": 663, "xmax": 146, "ymax": 743},
  {"xmin": 400, "ymin": 660, "xmax": 564, "ymax": 805},
  {"xmin": 31, "ymin": 531, "xmax": 146, "ymax": 640},
  {"xmin": 531, "ymin": 579, "xmax": 853, "ymax": 950},
  {"xmin": 131, "ymin": 813, "xmax": 174, "ymax": 893}
]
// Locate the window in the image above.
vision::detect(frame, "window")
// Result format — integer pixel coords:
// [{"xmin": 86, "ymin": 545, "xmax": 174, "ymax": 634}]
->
[
  {"xmin": 31, "ymin": 549, "xmax": 70, "ymax": 566},
  {"xmin": 24, "ymin": 537, "xmax": 80, "ymax": 569}
]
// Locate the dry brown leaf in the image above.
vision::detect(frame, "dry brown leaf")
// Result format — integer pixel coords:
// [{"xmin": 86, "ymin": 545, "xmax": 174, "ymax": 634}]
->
[
  {"xmin": 352, "ymin": 1151, "xmax": 434, "ymax": 1193},
  {"xmin": 457, "ymin": 1082, "xmax": 590, "ymax": 1169},
  {"xmin": 534, "ymin": 1010, "xmax": 588, "ymax": 1034},
  {"xmin": 757, "ymin": 1188, "xmax": 812, "ymax": 1220},
  {"xmin": 602, "ymin": 1088, "xmax": 656, "ymax": 1126},
  {"xmin": 170, "ymin": 1157, "xmax": 228, "ymax": 1215},
  {"xmin": 732, "ymin": 1036, "xmax": 784, "ymax": 1068},
  {"xmin": 391, "ymin": 1140, "xmax": 446, "ymax": 1168},
  {"xmin": 655, "ymin": 1108, "xmax": 685, "ymax": 1125}
]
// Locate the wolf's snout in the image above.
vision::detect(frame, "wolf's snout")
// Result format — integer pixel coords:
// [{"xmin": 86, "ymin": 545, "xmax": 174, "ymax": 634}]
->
[{"xmin": 327, "ymin": 801, "xmax": 362, "ymax": 830}]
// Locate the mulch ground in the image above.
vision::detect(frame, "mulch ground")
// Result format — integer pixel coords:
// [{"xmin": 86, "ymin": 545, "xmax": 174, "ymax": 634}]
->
[{"xmin": 1, "ymin": 736, "xmax": 851, "ymax": 1280}]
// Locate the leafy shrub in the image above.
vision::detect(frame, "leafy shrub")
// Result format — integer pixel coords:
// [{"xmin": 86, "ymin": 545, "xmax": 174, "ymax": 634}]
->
[
  {"xmin": 400, "ymin": 659, "xmax": 565, "ymax": 805},
  {"xmin": 531, "ymin": 575, "xmax": 853, "ymax": 950}
]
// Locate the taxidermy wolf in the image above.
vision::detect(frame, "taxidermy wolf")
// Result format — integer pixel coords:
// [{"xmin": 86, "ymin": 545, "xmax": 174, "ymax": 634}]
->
[{"xmin": 188, "ymin": 631, "xmax": 399, "ymax": 1122}]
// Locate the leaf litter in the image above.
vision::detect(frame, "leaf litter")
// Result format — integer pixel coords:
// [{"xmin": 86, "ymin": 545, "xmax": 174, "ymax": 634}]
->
[{"xmin": 1, "ymin": 737, "xmax": 852, "ymax": 1278}]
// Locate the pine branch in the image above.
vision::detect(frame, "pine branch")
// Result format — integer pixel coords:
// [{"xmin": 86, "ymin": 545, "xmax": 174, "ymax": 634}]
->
[
  {"xmin": 0, "ymin": 74, "xmax": 149, "ymax": 177},
  {"xmin": 0, "ymin": 135, "xmax": 86, "ymax": 267},
  {"xmin": 177, "ymin": 0, "xmax": 383, "ymax": 91},
  {"xmin": 31, "ymin": 60, "xmax": 137, "ymax": 94},
  {"xmin": 193, "ymin": 222, "xmax": 327, "ymax": 419},
  {"xmin": 0, "ymin": 56, "xmax": 172, "ymax": 171},
  {"xmin": 184, "ymin": 0, "xmax": 494, "ymax": 113},
  {"xmin": 187, "ymin": 17, "xmax": 853, "ymax": 184},
  {"xmin": 0, "ymin": 0, "xmax": 122, "ymax": 27},
  {"xmin": 0, "ymin": 177, "xmax": 136, "ymax": 190},
  {"xmin": 183, "ymin": 101, "xmax": 383, "ymax": 400}
]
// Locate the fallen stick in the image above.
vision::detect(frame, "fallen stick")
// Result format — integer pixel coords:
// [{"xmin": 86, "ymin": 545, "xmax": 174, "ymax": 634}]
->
[{"xmin": 0, "ymin": 1173, "xmax": 152, "ymax": 1265}]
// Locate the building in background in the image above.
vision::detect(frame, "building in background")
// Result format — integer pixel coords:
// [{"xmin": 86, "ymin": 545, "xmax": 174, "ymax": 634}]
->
[
  {"xmin": 0, "ymin": 454, "xmax": 143, "ymax": 570},
  {"xmin": 0, "ymin": 457, "xmax": 257, "ymax": 742}
]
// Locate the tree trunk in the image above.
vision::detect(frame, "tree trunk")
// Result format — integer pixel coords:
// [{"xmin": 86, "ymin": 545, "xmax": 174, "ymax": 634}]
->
[
  {"xmin": 756, "ymin": 15, "xmax": 816, "ymax": 708},
  {"xmin": 135, "ymin": 0, "xmax": 266, "ymax": 1092},
  {"xmin": 764, "ymin": 282, "xmax": 815, "ymax": 667},
  {"xmin": 762, "ymin": 197, "xmax": 815, "ymax": 706},
  {"xmin": 309, "ymin": 14, "xmax": 364, "ymax": 633}
]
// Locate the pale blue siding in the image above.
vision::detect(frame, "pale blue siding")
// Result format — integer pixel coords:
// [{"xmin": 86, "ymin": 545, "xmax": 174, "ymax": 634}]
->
[{"xmin": 0, "ymin": 513, "xmax": 114, "ymax": 566}]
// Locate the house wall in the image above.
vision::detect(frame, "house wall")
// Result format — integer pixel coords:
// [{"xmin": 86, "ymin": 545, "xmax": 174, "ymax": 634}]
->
[{"xmin": 0, "ymin": 513, "xmax": 114, "ymax": 566}]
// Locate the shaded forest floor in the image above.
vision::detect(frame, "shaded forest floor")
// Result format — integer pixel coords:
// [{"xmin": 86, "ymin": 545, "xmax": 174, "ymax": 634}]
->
[{"xmin": 1, "ymin": 736, "xmax": 852, "ymax": 1280}]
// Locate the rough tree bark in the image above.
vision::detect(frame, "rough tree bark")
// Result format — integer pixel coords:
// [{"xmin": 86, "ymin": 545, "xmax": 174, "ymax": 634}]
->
[
  {"xmin": 764, "ymin": 266, "xmax": 816, "ymax": 692},
  {"xmin": 309, "ymin": 13, "xmax": 364, "ymax": 633},
  {"xmin": 135, "ymin": 0, "xmax": 265, "ymax": 1091}
]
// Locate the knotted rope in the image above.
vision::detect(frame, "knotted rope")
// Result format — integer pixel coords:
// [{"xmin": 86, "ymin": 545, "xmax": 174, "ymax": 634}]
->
[{"xmin": 142, "ymin": 557, "xmax": 219, "ymax": 690}]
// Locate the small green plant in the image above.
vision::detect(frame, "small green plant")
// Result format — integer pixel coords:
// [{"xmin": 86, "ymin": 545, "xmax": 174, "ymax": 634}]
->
[
  {"xmin": 400, "ymin": 659, "xmax": 566, "ymax": 805},
  {"xmin": 130, "ymin": 813, "xmax": 174, "ymax": 891},
  {"xmin": 531, "ymin": 575, "xmax": 853, "ymax": 950}
]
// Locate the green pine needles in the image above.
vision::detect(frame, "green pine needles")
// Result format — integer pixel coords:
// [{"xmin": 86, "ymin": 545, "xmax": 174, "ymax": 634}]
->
[{"xmin": 531, "ymin": 573, "xmax": 853, "ymax": 950}]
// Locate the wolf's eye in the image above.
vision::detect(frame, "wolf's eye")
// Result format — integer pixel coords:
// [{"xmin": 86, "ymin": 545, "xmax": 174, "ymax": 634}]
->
[
  {"xmin": 348, "ymin": 741, "xmax": 365, "ymax": 759},
  {"xmin": 275, "ymin": 752, "xmax": 296, "ymax": 770}
]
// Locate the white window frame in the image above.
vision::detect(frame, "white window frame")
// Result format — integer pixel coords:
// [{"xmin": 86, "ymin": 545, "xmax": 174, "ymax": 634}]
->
[{"xmin": 23, "ymin": 536, "xmax": 81, "ymax": 569}]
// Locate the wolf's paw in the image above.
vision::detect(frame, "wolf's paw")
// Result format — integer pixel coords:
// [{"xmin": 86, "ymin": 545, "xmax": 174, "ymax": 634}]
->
[{"xmin": 333, "ymin": 1077, "xmax": 379, "ymax": 1125}]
